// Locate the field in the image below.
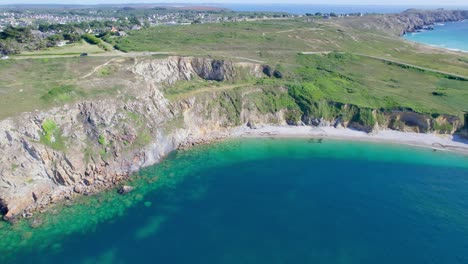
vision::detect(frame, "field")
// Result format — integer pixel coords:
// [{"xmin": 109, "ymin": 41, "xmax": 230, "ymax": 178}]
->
[
  {"xmin": 108, "ymin": 17, "xmax": 468, "ymax": 77},
  {"xmin": 1, "ymin": 16, "xmax": 467, "ymax": 121},
  {"xmin": 16, "ymin": 40, "xmax": 108, "ymax": 57},
  {"xmin": 0, "ymin": 56, "xmax": 136, "ymax": 120}
]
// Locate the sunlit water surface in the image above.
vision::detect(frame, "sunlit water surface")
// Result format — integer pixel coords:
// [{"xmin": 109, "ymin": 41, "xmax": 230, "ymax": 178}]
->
[{"xmin": 1, "ymin": 139, "xmax": 468, "ymax": 264}]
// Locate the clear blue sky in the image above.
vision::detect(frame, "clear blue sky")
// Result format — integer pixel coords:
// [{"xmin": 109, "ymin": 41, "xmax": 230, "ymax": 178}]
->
[{"xmin": 0, "ymin": 0, "xmax": 467, "ymax": 6}]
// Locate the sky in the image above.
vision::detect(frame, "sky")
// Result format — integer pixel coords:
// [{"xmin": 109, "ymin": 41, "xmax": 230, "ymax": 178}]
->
[{"xmin": 0, "ymin": 0, "xmax": 467, "ymax": 6}]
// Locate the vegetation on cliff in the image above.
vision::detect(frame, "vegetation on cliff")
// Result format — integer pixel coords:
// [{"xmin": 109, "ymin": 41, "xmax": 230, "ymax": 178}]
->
[{"xmin": 0, "ymin": 10, "xmax": 467, "ymax": 222}]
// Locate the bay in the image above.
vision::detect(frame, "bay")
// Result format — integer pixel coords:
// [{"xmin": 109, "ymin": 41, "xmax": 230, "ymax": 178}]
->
[{"xmin": 1, "ymin": 139, "xmax": 468, "ymax": 264}]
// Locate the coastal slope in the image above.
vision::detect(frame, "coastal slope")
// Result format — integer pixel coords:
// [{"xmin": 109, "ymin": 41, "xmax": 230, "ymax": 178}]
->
[{"xmin": 1, "ymin": 9, "xmax": 468, "ymax": 222}]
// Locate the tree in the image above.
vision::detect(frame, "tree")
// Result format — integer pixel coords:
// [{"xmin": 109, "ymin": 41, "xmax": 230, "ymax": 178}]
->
[
  {"xmin": 63, "ymin": 33, "xmax": 81, "ymax": 43},
  {"xmin": 0, "ymin": 39, "xmax": 20, "ymax": 55},
  {"xmin": 82, "ymin": 34, "xmax": 101, "ymax": 45},
  {"xmin": 0, "ymin": 26, "xmax": 33, "ymax": 43}
]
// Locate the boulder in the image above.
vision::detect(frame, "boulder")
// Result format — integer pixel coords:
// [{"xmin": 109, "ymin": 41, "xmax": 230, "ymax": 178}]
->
[{"xmin": 118, "ymin": 185, "xmax": 134, "ymax": 195}]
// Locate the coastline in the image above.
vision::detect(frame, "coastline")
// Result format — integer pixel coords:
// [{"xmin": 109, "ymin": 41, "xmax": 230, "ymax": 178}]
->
[
  {"xmin": 403, "ymin": 20, "xmax": 468, "ymax": 53},
  {"xmin": 230, "ymin": 125, "xmax": 468, "ymax": 156}
]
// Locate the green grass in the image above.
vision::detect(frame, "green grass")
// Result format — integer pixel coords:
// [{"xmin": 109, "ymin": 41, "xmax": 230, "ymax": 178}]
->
[
  {"xmin": 39, "ymin": 119, "xmax": 66, "ymax": 151},
  {"xmin": 98, "ymin": 134, "xmax": 107, "ymax": 145},
  {"xmin": 111, "ymin": 17, "xmax": 468, "ymax": 77},
  {"xmin": 0, "ymin": 57, "xmax": 132, "ymax": 120},
  {"xmin": 1, "ymin": 16, "xmax": 467, "ymax": 126},
  {"xmin": 17, "ymin": 41, "xmax": 106, "ymax": 57},
  {"xmin": 288, "ymin": 53, "xmax": 468, "ymax": 117},
  {"xmin": 40, "ymin": 85, "xmax": 85, "ymax": 103}
]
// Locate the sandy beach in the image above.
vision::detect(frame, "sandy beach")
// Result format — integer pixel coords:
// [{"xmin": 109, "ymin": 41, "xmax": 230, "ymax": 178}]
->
[{"xmin": 231, "ymin": 125, "xmax": 468, "ymax": 155}]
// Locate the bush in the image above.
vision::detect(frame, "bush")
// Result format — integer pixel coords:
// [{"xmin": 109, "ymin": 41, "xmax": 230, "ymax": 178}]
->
[
  {"xmin": 357, "ymin": 108, "xmax": 376, "ymax": 127},
  {"xmin": 40, "ymin": 85, "xmax": 84, "ymax": 103},
  {"xmin": 98, "ymin": 134, "xmax": 107, "ymax": 145},
  {"xmin": 82, "ymin": 34, "xmax": 101, "ymax": 45},
  {"xmin": 40, "ymin": 119, "xmax": 66, "ymax": 151},
  {"xmin": 41, "ymin": 119, "xmax": 57, "ymax": 143}
]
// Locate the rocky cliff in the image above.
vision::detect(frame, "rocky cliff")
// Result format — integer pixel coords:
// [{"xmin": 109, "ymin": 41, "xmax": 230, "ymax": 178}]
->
[
  {"xmin": 0, "ymin": 56, "xmax": 264, "ymax": 221},
  {"xmin": 397, "ymin": 9, "xmax": 468, "ymax": 35},
  {"xmin": 0, "ymin": 56, "xmax": 465, "ymax": 222},
  {"xmin": 339, "ymin": 9, "xmax": 468, "ymax": 36}
]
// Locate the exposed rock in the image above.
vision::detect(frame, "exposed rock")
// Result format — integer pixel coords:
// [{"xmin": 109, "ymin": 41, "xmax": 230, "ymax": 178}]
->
[
  {"xmin": 262, "ymin": 65, "xmax": 274, "ymax": 77},
  {"xmin": 118, "ymin": 185, "xmax": 134, "ymax": 195},
  {"xmin": 341, "ymin": 10, "xmax": 468, "ymax": 36},
  {"xmin": 246, "ymin": 120, "xmax": 257, "ymax": 129},
  {"xmin": 398, "ymin": 9, "xmax": 468, "ymax": 35},
  {"xmin": 73, "ymin": 185, "xmax": 86, "ymax": 194},
  {"xmin": 0, "ymin": 198, "xmax": 8, "ymax": 216},
  {"xmin": 0, "ymin": 55, "xmax": 464, "ymax": 223},
  {"xmin": 273, "ymin": 70, "xmax": 283, "ymax": 79}
]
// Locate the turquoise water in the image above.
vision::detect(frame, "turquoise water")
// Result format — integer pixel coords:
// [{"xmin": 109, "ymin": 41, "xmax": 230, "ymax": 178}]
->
[
  {"xmin": 1, "ymin": 139, "xmax": 468, "ymax": 263},
  {"xmin": 404, "ymin": 20, "xmax": 468, "ymax": 52}
]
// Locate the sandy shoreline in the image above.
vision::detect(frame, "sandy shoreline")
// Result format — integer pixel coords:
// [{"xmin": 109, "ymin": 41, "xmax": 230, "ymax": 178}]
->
[{"xmin": 230, "ymin": 125, "xmax": 468, "ymax": 155}]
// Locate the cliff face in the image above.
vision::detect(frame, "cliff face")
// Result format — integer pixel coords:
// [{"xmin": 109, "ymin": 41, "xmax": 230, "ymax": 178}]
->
[
  {"xmin": 0, "ymin": 56, "xmax": 465, "ymax": 222},
  {"xmin": 397, "ymin": 9, "xmax": 468, "ymax": 35},
  {"xmin": 0, "ymin": 56, "xmax": 265, "ymax": 221},
  {"xmin": 338, "ymin": 10, "xmax": 468, "ymax": 36}
]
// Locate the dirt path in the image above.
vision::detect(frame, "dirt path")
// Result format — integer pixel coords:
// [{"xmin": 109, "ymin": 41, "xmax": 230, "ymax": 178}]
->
[
  {"xmin": 300, "ymin": 51, "xmax": 468, "ymax": 80},
  {"xmin": 81, "ymin": 58, "xmax": 118, "ymax": 79},
  {"xmin": 233, "ymin": 57, "xmax": 265, "ymax": 63},
  {"xmin": 355, "ymin": 53, "xmax": 468, "ymax": 80},
  {"xmin": 11, "ymin": 51, "xmax": 174, "ymax": 60}
]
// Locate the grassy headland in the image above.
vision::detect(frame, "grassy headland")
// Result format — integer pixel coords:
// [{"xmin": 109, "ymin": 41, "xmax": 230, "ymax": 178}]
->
[{"xmin": 1, "ymin": 15, "xmax": 467, "ymax": 125}]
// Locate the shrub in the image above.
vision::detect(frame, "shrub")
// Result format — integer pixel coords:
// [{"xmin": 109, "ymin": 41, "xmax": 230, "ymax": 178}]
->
[
  {"xmin": 41, "ymin": 119, "xmax": 57, "ymax": 143},
  {"xmin": 357, "ymin": 108, "xmax": 376, "ymax": 127},
  {"xmin": 82, "ymin": 34, "xmax": 101, "ymax": 45},
  {"xmin": 40, "ymin": 119, "xmax": 66, "ymax": 151},
  {"xmin": 98, "ymin": 134, "xmax": 107, "ymax": 145}
]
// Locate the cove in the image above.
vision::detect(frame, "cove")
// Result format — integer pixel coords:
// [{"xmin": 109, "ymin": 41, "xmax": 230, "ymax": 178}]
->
[
  {"xmin": 1, "ymin": 138, "xmax": 468, "ymax": 263},
  {"xmin": 404, "ymin": 20, "xmax": 468, "ymax": 52}
]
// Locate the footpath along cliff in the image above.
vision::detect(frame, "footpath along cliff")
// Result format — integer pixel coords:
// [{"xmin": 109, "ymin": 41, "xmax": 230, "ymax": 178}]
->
[{"xmin": 0, "ymin": 55, "xmax": 467, "ymax": 222}]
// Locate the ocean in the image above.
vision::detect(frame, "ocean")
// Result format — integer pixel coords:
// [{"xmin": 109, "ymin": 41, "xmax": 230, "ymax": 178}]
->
[
  {"xmin": 404, "ymin": 20, "xmax": 468, "ymax": 52},
  {"xmin": 1, "ymin": 139, "xmax": 468, "ymax": 263},
  {"xmin": 215, "ymin": 4, "xmax": 468, "ymax": 15}
]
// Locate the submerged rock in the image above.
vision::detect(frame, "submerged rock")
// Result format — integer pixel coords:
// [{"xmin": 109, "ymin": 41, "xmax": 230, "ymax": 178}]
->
[{"xmin": 118, "ymin": 185, "xmax": 134, "ymax": 195}]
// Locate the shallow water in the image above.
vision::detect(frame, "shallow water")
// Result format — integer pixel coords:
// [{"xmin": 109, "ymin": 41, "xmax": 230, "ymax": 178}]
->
[
  {"xmin": 404, "ymin": 20, "xmax": 468, "ymax": 52},
  {"xmin": 1, "ymin": 139, "xmax": 468, "ymax": 264}
]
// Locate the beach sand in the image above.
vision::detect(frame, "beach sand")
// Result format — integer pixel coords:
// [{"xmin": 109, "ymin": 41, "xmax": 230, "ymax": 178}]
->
[{"xmin": 231, "ymin": 125, "xmax": 468, "ymax": 155}]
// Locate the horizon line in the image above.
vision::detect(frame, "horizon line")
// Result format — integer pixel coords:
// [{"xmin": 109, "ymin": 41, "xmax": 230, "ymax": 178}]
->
[{"xmin": 1, "ymin": 2, "xmax": 468, "ymax": 6}]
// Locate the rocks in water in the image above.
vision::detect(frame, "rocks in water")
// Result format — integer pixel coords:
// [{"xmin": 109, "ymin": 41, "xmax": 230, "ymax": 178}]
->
[
  {"xmin": 118, "ymin": 185, "xmax": 134, "ymax": 195},
  {"xmin": 30, "ymin": 217, "xmax": 43, "ymax": 228}
]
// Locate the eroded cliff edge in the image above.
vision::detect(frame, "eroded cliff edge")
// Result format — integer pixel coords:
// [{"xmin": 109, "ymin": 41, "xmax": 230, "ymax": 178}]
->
[
  {"xmin": 345, "ymin": 9, "xmax": 468, "ymax": 36},
  {"xmin": 0, "ymin": 56, "xmax": 466, "ymax": 222}
]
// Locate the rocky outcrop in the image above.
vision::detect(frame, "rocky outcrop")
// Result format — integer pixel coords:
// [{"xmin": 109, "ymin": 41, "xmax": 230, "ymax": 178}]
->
[
  {"xmin": 340, "ymin": 10, "xmax": 468, "ymax": 36},
  {"xmin": 0, "ymin": 56, "xmax": 465, "ymax": 222},
  {"xmin": 132, "ymin": 56, "xmax": 261, "ymax": 85},
  {"xmin": 117, "ymin": 185, "xmax": 134, "ymax": 195},
  {"xmin": 397, "ymin": 9, "xmax": 468, "ymax": 35},
  {"xmin": 0, "ymin": 56, "xmax": 267, "ymax": 222}
]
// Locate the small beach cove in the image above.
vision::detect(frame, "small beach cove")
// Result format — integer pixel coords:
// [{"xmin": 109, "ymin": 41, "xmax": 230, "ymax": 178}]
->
[
  {"xmin": 404, "ymin": 20, "xmax": 468, "ymax": 52},
  {"xmin": 1, "ymin": 137, "xmax": 468, "ymax": 263}
]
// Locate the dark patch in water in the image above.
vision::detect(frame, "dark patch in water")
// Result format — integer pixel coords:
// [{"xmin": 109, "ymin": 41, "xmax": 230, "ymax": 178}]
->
[{"xmin": 308, "ymin": 138, "xmax": 324, "ymax": 144}]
